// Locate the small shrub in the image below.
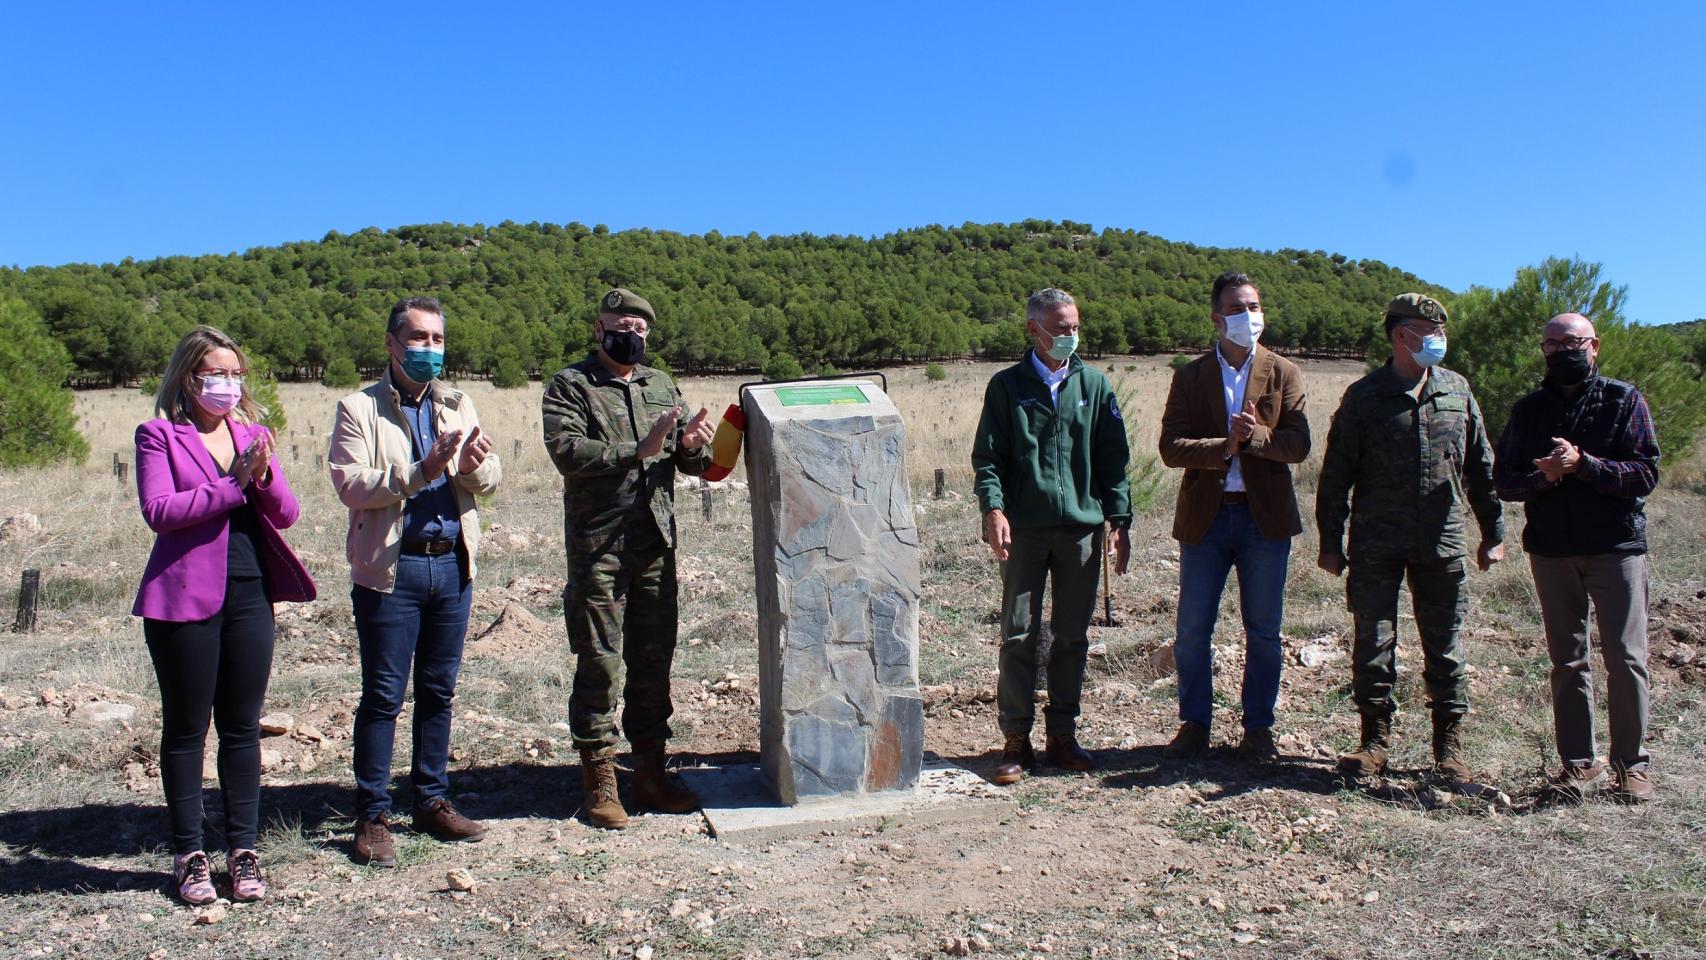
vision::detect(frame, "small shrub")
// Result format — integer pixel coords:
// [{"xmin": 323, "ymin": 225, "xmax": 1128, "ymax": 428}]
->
[
  {"xmin": 321, "ymin": 357, "xmax": 360, "ymax": 390},
  {"xmin": 1170, "ymin": 353, "xmax": 1192, "ymax": 371},
  {"xmin": 764, "ymin": 353, "xmax": 805, "ymax": 381},
  {"xmin": 925, "ymin": 362, "xmax": 947, "ymax": 382},
  {"xmin": 249, "ymin": 354, "xmax": 287, "ymax": 434},
  {"xmin": 1126, "ymin": 454, "xmax": 1175, "ymax": 516},
  {"xmin": 491, "ymin": 355, "xmax": 528, "ymax": 388}
]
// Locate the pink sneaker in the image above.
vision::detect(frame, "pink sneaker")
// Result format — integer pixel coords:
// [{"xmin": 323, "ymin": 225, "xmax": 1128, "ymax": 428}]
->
[
  {"xmin": 172, "ymin": 851, "xmax": 217, "ymax": 905},
  {"xmin": 227, "ymin": 849, "xmax": 267, "ymax": 902}
]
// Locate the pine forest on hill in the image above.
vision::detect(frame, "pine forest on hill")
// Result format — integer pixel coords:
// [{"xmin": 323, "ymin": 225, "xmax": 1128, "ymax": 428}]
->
[{"xmin": 0, "ymin": 220, "xmax": 1443, "ymax": 386}]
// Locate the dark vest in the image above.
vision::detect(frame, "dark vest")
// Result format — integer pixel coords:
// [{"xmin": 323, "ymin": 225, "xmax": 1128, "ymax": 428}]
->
[{"xmin": 1507, "ymin": 375, "xmax": 1647, "ymax": 557}]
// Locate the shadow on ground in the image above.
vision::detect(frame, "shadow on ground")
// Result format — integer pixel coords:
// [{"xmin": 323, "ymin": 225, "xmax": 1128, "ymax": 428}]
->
[{"xmin": 0, "ymin": 748, "xmax": 755, "ymax": 896}]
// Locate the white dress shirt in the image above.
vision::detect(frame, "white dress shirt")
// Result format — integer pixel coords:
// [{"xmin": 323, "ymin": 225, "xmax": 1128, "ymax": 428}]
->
[
  {"xmin": 1217, "ymin": 344, "xmax": 1256, "ymax": 493},
  {"xmin": 1029, "ymin": 350, "xmax": 1071, "ymax": 408}
]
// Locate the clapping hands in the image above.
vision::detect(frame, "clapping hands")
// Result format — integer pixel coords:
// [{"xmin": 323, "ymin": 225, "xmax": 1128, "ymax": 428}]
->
[
  {"xmin": 1533, "ymin": 436, "xmax": 1581, "ymax": 483},
  {"xmin": 458, "ymin": 425, "xmax": 492, "ymax": 474},
  {"xmin": 233, "ymin": 431, "xmax": 273, "ymax": 488}
]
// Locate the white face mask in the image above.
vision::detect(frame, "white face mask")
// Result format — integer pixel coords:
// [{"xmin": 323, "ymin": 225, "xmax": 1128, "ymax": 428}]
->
[{"xmin": 1221, "ymin": 310, "xmax": 1264, "ymax": 349}]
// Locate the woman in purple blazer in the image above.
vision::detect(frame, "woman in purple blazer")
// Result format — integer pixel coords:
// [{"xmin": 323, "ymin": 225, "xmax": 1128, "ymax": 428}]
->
[{"xmin": 133, "ymin": 326, "xmax": 315, "ymax": 905}]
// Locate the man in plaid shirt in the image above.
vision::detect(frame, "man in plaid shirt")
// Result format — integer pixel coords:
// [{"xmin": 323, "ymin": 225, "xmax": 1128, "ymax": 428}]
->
[{"xmin": 1494, "ymin": 312, "xmax": 1661, "ymax": 803}]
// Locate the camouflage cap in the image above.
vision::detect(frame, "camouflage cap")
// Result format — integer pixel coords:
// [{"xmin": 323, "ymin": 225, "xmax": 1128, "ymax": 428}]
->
[
  {"xmin": 1385, "ymin": 292, "xmax": 1448, "ymax": 325},
  {"xmin": 598, "ymin": 288, "xmax": 655, "ymax": 324}
]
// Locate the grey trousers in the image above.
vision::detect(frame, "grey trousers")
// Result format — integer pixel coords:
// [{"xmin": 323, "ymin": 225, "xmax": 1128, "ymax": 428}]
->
[
  {"xmin": 1529, "ymin": 552, "xmax": 1651, "ymax": 771},
  {"xmin": 997, "ymin": 524, "xmax": 1103, "ymax": 736}
]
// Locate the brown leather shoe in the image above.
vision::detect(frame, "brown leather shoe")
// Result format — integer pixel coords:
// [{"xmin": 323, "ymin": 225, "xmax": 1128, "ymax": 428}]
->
[
  {"xmin": 992, "ymin": 731, "xmax": 1035, "ymax": 785},
  {"xmin": 1237, "ymin": 726, "xmax": 1279, "ymax": 765},
  {"xmin": 631, "ymin": 739, "xmax": 700, "ymax": 814},
  {"xmin": 1044, "ymin": 733, "xmax": 1095, "ymax": 772},
  {"xmin": 1162, "ymin": 721, "xmax": 1210, "ymax": 760},
  {"xmin": 413, "ymin": 796, "xmax": 486, "ymax": 842},
  {"xmin": 1430, "ymin": 713, "xmax": 1473, "ymax": 783},
  {"xmin": 1338, "ymin": 714, "xmax": 1391, "ymax": 777},
  {"xmin": 1612, "ymin": 764, "xmax": 1655, "ymax": 804},
  {"xmin": 1547, "ymin": 760, "xmax": 1608, "ymax": 804},
  {"xmin": 581, "ymin": 748, "xmax": 629, "ymax": 829},
  {"xmin": 353, "ymin": 814, "xmax": 397, "ymax": 867}
]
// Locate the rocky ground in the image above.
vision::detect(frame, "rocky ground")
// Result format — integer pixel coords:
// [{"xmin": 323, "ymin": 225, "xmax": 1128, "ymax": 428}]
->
[{"xmin": 2, "ymin": 480, "xmax": 1703, "ymax": 959}]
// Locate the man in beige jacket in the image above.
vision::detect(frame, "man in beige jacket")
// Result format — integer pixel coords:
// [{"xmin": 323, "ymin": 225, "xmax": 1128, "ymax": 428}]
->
[{"xmin": 328, "ymin": 296, "xmax": 501, "ymax": 866}]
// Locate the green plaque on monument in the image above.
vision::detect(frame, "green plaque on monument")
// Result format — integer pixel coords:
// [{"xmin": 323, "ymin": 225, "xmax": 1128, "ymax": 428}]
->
[{"xmin": 773, "ymin": 384, "xmax": 869, "ymax": 407}]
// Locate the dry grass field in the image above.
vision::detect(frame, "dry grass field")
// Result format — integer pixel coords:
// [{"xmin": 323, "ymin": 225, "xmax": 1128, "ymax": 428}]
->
[{"xmin": 1, "ymin": 355, "xmax": 1702, "ymax": 959}]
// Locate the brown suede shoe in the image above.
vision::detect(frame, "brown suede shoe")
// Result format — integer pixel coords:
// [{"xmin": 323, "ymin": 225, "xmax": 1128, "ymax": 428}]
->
[
  {"xmin": 413, "ymin": 796, "xmax": 486, "ymax": 842},
  {"xmin": 1044, "ymin": 733, "xmax": 1095, "ymax": 772},
  {"xmin": 1338, "ymin": 714, "xmax": 1391, "ymax": 778},
  {"xmin": 581, "ymin": 748, "xmax": 629, "ymax": 829},
  {"xmin": 1237, "ymin": 727, "xmax": 1279, "ymax": 765},
  {"xmin": 631, "ymin": 739, "xmax": 700, "ymax": 814},
  {"xmin": 1547, "ymin": 760, "xmax": 1608, "ymax": 803},
  {"xmin": 1430, "ymin": 713, "xmax": 1473, "ymax": 783},
  {"xmin": 992, "ymin": 731, "xmax": 1035, "ymax": 785},
  {"xmin": 1162, "ymin": 721, "xmax": 1210, "ymax": 760},
  {"xmin": 1612, "ymin": 764, "xmax": 1655, "ymax": 804},
  {"xmin": 353, "ymin": 814, "xmax": 397, "ymax": 867}
]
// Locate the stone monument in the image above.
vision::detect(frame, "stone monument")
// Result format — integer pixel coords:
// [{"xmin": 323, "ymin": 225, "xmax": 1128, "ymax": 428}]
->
[{"xmin": 742, "ymin": 378, "xmax": 923, "ymax": 804}]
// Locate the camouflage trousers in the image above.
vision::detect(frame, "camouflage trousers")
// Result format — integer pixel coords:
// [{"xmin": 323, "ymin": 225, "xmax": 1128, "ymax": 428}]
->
[
  {"xmin": 565, "ymin": 545, "xmax": 679, "ymax": 752},
  {"xmin": 1345, "ymin": 554, "xmax": 1469, "ymax": 719}
]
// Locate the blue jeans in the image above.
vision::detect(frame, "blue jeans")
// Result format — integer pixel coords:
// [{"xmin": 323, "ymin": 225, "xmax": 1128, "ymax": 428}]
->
[
  {"xmin": 1175, "ymin": 502, "xmax": 1292, "ymax": 731},
  {"xmin": 351, "ymin": 552, "xmax": 471, "ymax": 819}
]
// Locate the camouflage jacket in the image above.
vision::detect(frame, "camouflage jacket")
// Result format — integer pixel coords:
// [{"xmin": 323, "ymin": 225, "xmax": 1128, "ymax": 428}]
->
[
  {"xmin": 1316, "ymin": 362, "xmax": 1504, "ymax": 561},
  {"xmin": 541, "ymin": 355, "xmax": 709, "ymax": 554}
]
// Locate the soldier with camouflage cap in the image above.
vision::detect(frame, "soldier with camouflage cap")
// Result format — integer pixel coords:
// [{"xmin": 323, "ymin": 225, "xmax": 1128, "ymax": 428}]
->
[
  {"xmin": 1316, "ymin": 293, "xmax": 1506, "ymax": 782},
  {"xmin": 542, "ymin": 288, "xmax": 716, "ymax": 829}
]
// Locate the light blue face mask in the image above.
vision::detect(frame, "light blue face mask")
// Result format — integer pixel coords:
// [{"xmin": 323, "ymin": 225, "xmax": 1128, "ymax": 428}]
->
[
  {"xmin": 1044, "ymin": 333, "xmax": 1078, "ymax": 363},
  {"xmin": 1410, "ymin": 334, "xmax": 1447, "ymax": 368}
]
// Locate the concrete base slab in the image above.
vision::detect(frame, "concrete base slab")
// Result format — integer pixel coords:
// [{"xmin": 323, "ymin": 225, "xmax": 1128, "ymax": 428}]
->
[{"xmin": 680, "ymin": 753, "xmax": 1014, "ymax": 842}]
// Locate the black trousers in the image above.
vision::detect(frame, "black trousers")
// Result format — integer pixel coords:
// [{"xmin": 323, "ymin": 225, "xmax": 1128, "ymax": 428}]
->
[{"xmin": 143, "ymin": 576, "xmax": 275, "ymax": 854}]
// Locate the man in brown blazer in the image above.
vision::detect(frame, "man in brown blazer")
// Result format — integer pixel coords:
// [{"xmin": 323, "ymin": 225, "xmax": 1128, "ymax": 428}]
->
[{"xmin": 1158, "ymin": 271, "xmax": 1311, "ymax": 763}]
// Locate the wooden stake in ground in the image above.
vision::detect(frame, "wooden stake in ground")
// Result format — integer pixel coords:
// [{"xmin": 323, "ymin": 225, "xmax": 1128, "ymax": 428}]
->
[
  {"xmin": 1101, "ymin": 523, "xmax": 1116, "ymax": 626},
  {"xmin": 13, "ymin": 569, "xmax": 41, "ymax": 633}
]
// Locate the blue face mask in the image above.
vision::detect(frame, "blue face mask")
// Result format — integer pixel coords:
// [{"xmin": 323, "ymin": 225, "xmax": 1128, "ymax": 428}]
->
[
  {"xmin": 401, "ymin": 347, "xmax": 444, "ymax": 383},
  {"xmin": 1043, "ymin": 332, "xmax": 1078, "ymax": 363},
  {"xmin": 1410, "ymin": 334, "xmax": 1447, "ymax": 368}
]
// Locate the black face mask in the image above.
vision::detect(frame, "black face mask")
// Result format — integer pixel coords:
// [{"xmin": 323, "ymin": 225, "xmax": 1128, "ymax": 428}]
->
[
  {"xmin": 600, "ymin": 329, "xmax": 646, "ymax": 365},
  {"xmin": 1546, "ymin": 348, "xmax": 1594, "ymax": 387}
]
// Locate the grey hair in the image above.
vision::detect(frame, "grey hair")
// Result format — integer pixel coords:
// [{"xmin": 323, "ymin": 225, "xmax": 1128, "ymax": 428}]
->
[
  {"xmin": 1026, "ymin": 288, "xmax": 1076, "ymax": 322},
  {"xmin": 387, "ymin": 295, "xmax": 444, "ymax": 335}
]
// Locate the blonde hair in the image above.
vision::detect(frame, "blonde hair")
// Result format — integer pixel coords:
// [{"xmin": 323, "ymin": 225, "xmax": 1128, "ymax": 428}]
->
[{"xmin": 155, "ymin": 326, "xmax": 266, "ymax": 424}]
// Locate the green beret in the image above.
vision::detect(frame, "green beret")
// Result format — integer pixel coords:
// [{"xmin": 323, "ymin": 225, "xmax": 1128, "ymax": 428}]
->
[
  {"xmin": 1386, "ymin": 292, "xmax": 1448, "ymax": 324},
  {"xmin": 598, "ymin": 288, "xmax": 655, "ymax": 324}
]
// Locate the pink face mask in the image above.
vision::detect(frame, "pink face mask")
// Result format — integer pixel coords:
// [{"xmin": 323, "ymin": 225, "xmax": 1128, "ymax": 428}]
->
[{"xmin": 194, "ymin": 377, "xmax": 243, "ymax": 416}]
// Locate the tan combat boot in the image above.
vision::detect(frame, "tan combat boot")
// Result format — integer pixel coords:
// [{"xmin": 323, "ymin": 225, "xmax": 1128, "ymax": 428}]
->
[
  {"xmin": 1338, "ymin": 714, "xmax": 1391, "ymax": 777},
  {"xmin": 580, "ymin": 748, "xmax": 629, "ymax": 829},
  {"xmin": 1431, "ymin": 713, "xmax": 1473, "ymax": 783},
  {"xmin": 631, "ymin": 739, "xmax": 700, "ymax": 814}
]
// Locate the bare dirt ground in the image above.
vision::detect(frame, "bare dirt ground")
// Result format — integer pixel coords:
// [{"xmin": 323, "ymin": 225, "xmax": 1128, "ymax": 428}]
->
[{"xmin": 1, "ymin": 360, "xmax": 1702, "ymax": 959}]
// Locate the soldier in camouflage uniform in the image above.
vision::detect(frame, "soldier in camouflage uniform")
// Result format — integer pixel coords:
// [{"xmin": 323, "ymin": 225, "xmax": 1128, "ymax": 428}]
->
[
  {"xmin": 1315, "ymin": 294, "xmax": 1505, "ymax": 782},
  {"xmin": 541, "ymin": 288, "xmax": 716, "ymax": 829}
]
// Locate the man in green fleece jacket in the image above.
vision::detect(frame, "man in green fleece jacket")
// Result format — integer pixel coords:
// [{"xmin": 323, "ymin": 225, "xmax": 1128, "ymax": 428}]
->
[{"xmin": 972, "ymin": 287, "xmax": 1132, "ymax": 785}]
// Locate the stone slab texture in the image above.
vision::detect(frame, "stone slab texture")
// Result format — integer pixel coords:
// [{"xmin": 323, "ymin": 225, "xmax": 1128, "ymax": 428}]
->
[
  {"xmin": 743, "ymin": 379, "xmax": 923, "ymax": 804},
  {"xmin": 679, "ymin": 756, "xmax": 1014, "ymax": 841}
]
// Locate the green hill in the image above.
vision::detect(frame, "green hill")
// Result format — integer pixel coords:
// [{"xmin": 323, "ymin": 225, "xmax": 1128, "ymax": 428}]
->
[{"xmin": 0, "ymin": 220, "xmax": 1445, "ymax": 384}]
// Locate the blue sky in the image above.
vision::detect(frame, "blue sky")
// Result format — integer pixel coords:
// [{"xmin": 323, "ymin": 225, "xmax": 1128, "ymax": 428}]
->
[{"xmin": 3, "ymin": 2, "xmax": 1701, "ymax": 323}]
